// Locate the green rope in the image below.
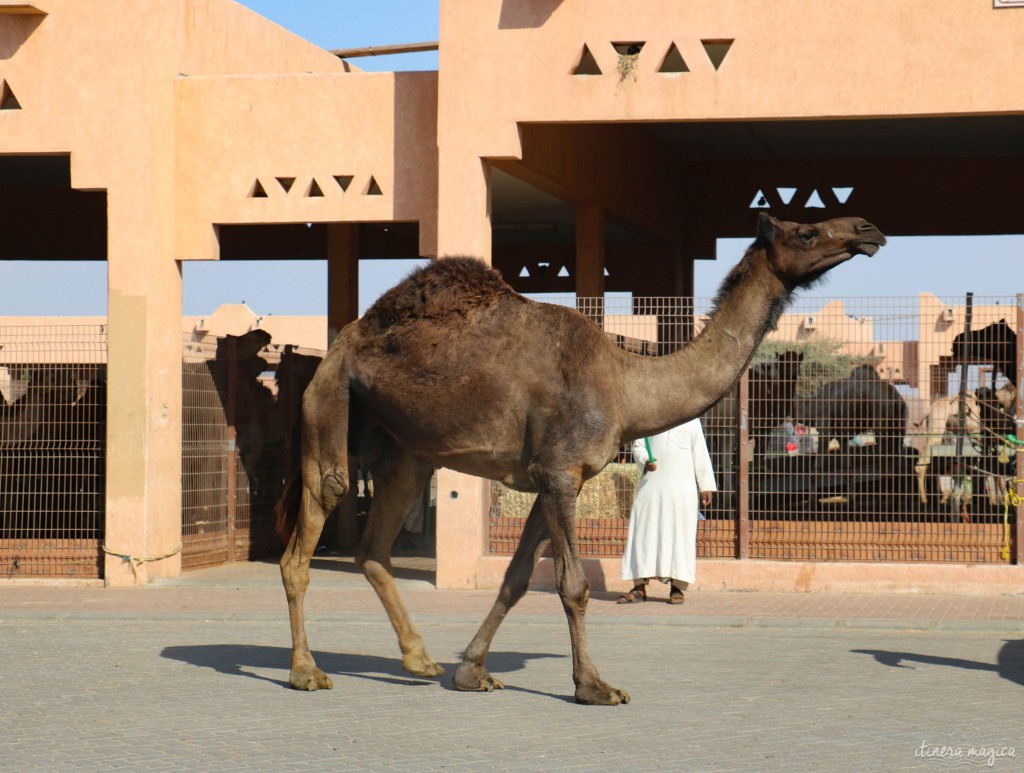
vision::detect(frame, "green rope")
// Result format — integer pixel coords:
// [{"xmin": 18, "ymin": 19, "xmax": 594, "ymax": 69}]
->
[{"xmin": 643, "ymin": 437, "xmax": 656, "ymax": 463}]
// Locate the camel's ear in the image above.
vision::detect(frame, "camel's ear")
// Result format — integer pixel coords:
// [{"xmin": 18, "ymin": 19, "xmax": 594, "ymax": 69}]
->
[{"xmin": 755, "ymin": 211, "xmax": 780, "ymax": 246}]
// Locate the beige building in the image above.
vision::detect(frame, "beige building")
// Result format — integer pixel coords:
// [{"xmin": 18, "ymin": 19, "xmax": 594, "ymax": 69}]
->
[{"xmin": 1, "ymin": 0, "xmax": 1022, "ymax": 589}]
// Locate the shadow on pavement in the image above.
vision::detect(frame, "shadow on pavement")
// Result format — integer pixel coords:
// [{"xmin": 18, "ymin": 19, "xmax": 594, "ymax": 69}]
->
[
  {"xmin": 852, "ymin": 638, "xmax": 1024, "ymax": 686},
  {"xmin": 248, "ymin": 554, "xmax": 437, "ymax": 585},
  {"xmin": 161, "ymin": 643, "xmax": 567, "ymax": 694}
]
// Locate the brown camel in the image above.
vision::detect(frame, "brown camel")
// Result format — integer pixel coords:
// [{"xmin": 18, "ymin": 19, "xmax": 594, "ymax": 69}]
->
[{"xmin": 276, "ymin": 212, "xmax": 886, "ymax": 705}]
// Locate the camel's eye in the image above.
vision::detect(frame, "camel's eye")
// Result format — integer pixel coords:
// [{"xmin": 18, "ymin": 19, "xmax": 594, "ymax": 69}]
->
[{"xmin": 798, "ymin": 228, "xmax": 819, "ymax": 244}]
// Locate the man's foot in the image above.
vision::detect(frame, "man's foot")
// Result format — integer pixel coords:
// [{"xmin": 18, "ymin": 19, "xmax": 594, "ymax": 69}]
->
[
  {"xmin": 616, "ymin": 586, "xmax": 646, "ymax": 604},
  {"xmin": 669, "ymin": 586, "xmax": 685, "ymax": 604}
]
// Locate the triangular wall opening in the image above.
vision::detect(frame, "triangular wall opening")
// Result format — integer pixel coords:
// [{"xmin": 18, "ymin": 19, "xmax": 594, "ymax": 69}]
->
[
  {"xmin": 1, "ymin": 81, "xmax": 22, "ymax": 110},
  {"xmin": 573, "ymin": 44, "xmax": 602, "ymax": 75},
  {"xmin": 658, "ymin": 43, "xmax": 689, "ymax": 74},
  {"xmin": 701, "ymin": 39, "xmax": 733, "ymax": 71},
  {"xmin": 366, "ymin": 177, "xmax": 383, "ymax": 196},
  {"xmin": 306, "ymin": 179, "xmax": 324, "ymax": 197},
  {"xmin": 249, "ymin": 179, "xmax": 268, "ymax": 198}
]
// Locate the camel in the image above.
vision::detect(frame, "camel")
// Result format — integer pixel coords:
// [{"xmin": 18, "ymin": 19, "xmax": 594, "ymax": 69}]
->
[
  {"xmin": 912, "ymin": 390, "xmax": 984, "ymax": 511},
  {"xmin": 952, "ymin": 320, "xmax": 1017, "ymax": 386},
  {"xmin": 807, "ymin": 363, "xmax": 908, "ymax": 457},
  {"xmin": 749, "ymin": 350, "xmax": 804, "ymax": 461},
  {"xmin": 914, "ymin": 382, "xmax": 1018, "ymax": 514},
  {"xmin": 276, "ymin": 212, "xmax": 886, "ymax": 705}
]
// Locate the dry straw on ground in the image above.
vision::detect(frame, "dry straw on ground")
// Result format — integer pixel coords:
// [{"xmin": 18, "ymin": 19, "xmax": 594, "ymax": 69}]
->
[{"xmin": 494, "ymin": 463, "xmax": 641, "ymax": 520}]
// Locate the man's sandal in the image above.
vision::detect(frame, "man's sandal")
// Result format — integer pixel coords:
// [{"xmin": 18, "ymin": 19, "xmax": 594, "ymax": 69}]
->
[
  {"xmin": 669, "ymin": 587, "xmax": 685, "ymax": 604},
  {"xmin": 617, "ymin": 588, "xmax": 646, "ymax": 604}
]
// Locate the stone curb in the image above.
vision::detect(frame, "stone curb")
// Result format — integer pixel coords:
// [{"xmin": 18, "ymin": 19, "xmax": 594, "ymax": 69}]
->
[{"xmin": 3, "ymin": 609, "xmax": 1023, "ymax": 632}]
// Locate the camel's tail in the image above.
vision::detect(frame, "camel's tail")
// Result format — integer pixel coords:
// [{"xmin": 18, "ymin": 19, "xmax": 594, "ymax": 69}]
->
[
  {"xmin": 273, "ymin": 338, "xmax": 356, "ymax": 545},
  {"xmin": 274, "ymin": 470, "xmax": 303, "ymax": 543}
]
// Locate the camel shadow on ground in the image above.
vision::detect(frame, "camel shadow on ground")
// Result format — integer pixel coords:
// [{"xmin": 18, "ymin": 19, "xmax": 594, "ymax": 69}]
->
[
  {"xmin": 160, "ymin": 643, "xmax": 568, "ymax": 697},
  {"xmin": 852, "ymin": 639, "xmax": 1024, "ymax": 686},
  {"xmin": 249, "ymin": 554, "xmax": 438, "ymax": 586}
]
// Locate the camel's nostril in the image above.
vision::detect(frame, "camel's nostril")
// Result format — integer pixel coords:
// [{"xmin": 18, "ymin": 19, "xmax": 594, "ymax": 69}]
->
[{"xmin": 856, "ymin": 223, "xmax": 877, "ymax": 233}]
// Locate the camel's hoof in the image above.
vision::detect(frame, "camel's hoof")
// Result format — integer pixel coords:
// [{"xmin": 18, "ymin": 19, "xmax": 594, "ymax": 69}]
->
[
  {"xmin": 575, "ymin": 681, "xmax": 630, "ymax": 705},
  {"xmin": 403, "ymin": 652, "xmax": 445, "ymax": 678},
  {"xmin": 289, "ymin": 667, "xmax": 333, "ymax": 691},
  {"xmin": 453, "ymin": 662, "xmax": 504, "ymax": 692}
]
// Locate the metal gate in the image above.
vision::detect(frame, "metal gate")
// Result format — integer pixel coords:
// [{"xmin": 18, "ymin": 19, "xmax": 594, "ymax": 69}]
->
[
  {"xmin": 181, "ymin": 330, "xmax": 323, "ymax": 569},
  {"xmin": 0, "ymin": 325, "xmax": 107, "ymax": 579},
  {"xmin": 489, "ymin": 294, "xmax": 1023, "ymax": 564}
]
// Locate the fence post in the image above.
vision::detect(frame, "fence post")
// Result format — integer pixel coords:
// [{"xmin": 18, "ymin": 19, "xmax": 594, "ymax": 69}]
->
[
  {"xmin": 737, "ymin": 370, "xmax": 750, "ymax": 559},
  {"xmin": 225, "ymin": 335, "xmax": 238, "ymax": 563},
  {"xmin": 1016, "ymin": 294, "xmax": 1023, "ymax": 564}
]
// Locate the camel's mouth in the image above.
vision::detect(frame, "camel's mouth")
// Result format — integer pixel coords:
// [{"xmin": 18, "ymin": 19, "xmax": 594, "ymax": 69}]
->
[
  {"xmin": 854, "ymin": 240, "xmax": 884, "ymax": 257},
  {"xmin": 836, "ymin": 238, "xmax": 885, "ymax": 260}
]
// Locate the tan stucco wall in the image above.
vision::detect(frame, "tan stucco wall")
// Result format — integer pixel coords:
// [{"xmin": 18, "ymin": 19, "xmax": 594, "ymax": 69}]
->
[
  {"xmin": 4, "ymin": 0, "xmax": 1023, "ymax": 589},
  {"xmin": 439, "ymin": 0, "xmax": 1024, "ymax": 131},
  {"xmin": 1, "ymin": 0, "xmax": 442, "ymax": 584},
  {"xmin": 175, "ymin": 71, "xmax": 439, "ymax": 261}
]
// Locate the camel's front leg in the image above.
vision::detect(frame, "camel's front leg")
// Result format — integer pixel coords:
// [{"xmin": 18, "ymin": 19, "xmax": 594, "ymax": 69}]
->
[
  {"xmin": 454, "ymin": 500, "xmax": 551, "ymax": 692},
  {"xmin": 358, "ymin": 447, "xmax": 443, "ymax": 678},
  {"xmin": 280, "ymin": 486, "xmax": 333, "ymax": 691},
  {"xmin": 545, "ymin": 494, "xmax": 629, "ymax": 706},
  {"xmin": 458, "ymin": 471, "xmax": 628, "ymax": 705},
  {"xmin": 916, "ymin": 460, "xmax": 930, "ymax": 505}
]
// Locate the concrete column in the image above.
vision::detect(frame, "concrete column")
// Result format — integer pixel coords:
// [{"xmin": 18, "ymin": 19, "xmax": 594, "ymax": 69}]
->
[
  {"xmin": 675, "ymin": 248, "xmax": 695, "ymax": 299},
  {"xmin": 575, "ymin": 204, "xmax": 606, "ymax": 299},
  {"xmin": 326, "ymin": 223, "xmax": 361, "ymax": 547},
  {"xmin": 435, "ymin": 468, "xmax": 489, "ymax": 589},
  {"xmin": 437, "ymin": 155, "xmax": 491, "ymax": 261},
  {"xmin": 103, "ymin": 193, "xmax": 183, "ymax": 586},
  {"xmin": 433, "ymin": 153, "xmax": 492, "ymax": 588},
  {"xmin": 326, "ymin": 223, "xmax": 360, "ymax": 342}
]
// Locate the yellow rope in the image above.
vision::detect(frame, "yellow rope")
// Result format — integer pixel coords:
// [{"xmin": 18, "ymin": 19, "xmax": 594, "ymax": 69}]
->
[
  {"xmin": 102, "ymin": 543, "xmax": 182, "ymax": 581},
  {"xmin": 1001, "ymin": 480, "xmax": 1023, "ymax": 561}
]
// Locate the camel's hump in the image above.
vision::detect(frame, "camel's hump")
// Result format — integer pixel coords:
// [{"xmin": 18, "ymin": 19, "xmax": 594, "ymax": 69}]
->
[{"xmin": 362, "ymin": 256, "xmax": 522, "ymax": 328}]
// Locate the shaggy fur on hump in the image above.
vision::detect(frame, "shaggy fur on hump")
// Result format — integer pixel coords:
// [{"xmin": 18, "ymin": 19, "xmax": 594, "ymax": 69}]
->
[{"xmin": 360, "ymin": 257, "xmax": 523, "ymax": 332}]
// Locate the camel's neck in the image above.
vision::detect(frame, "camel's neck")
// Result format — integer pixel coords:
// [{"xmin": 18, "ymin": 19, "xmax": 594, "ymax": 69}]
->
[{"xmin": 616, "ymin": 249, "xmax": 791, "ymax": 441}]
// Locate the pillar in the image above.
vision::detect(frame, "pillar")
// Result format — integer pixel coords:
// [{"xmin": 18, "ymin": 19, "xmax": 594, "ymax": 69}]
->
[
  {"xmin": 437, "ymin": 155, "xmax": 492, "ymax": 261},
  {"xmin": 326, "ymin": 223, "xmax": 360, "ymax": 342},
  {"xmin": 326, "ymin": 223, "xmax": 361, "ymax": 547},
  {"xmin": 575, "ymin": 205, "xmax": 605, "ymax": 325},
  {"xmin": 103, "ymin": 191, "xmax": 183, "ymax": 586},
  {"xmin": 435, "ymin": 468, "xmax": 489, "ymax": 589},
  {"xmin": 433, "ymin": 150, "xmax": 492, "ymax": 588}
]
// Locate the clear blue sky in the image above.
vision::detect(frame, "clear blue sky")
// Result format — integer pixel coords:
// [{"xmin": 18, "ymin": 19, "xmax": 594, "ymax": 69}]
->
[{"xmin": 2, "ymin": 1, "xmax": 1022, "ymax": 317}]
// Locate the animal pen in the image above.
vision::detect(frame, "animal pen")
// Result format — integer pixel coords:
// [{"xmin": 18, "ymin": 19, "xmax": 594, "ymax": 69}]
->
[
  {"xmin": 1, "ymin": 294, "xmax": 1022, "ymax": 579},
  {"xmin": 490, "ymin": 293, "xmax": 1024, "ymax": 565},
  {"xmin": 181, "ymin": 332, "xmax": 325, "ymax": 569}
]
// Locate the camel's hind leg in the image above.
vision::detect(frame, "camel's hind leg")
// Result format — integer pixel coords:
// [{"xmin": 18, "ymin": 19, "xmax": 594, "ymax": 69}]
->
[
  {"xmin": 279, "ymin": 345, "xmax": 352, "ymax": 691},
  {"xmin": 359, "ymin": 442, "xmax": 443, "ymax": 677},
  {"xmin": 280, "ymin": 485, "xmax": 335, "ymax": 691}
]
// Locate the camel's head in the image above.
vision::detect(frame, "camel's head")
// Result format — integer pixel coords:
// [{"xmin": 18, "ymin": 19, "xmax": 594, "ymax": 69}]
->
[{"xmin": 756, "ymin": 212, "xmax": 886, "ymax": 289}]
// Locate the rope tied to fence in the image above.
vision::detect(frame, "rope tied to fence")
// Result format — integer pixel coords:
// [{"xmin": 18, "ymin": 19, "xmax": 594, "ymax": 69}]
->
[
  {"xmin": 1001, "ymin": 479, "xmax": 1024, "ymax": 561},
  {"xmin": 1001, "ymin": 433, "xmax": 1024, "ymax": 450},
  {"xmin": 102, "ymin": 543, "xmax": 182, "ymax": 581}
]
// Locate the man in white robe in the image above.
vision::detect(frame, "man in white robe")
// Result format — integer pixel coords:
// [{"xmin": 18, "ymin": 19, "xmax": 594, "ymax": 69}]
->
[{"xmin": 618, "ymin": 418, "xmax": 717, "ymax": 604}]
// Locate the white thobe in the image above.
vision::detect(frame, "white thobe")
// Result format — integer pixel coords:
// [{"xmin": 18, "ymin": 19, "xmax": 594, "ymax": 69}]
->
[{"xmin": 619, "ymin": 419, "xmax": 717, "ymax": 585}]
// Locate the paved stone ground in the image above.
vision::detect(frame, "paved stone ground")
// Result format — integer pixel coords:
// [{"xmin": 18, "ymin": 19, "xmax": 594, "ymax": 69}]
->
[
  {"xmin": 1, "ymin": 618, "xmax": 1023, "ymax": 772},
  {"xmin": 2, "ymin": 557, "xmax": 1024, "ymax": 771}
]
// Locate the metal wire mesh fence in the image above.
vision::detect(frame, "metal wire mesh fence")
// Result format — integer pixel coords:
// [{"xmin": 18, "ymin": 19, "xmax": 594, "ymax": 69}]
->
[
  {"xmin": 488, "ymin": 294, "xmax": 1023, "ymax": 564},
  {"xmin": 182, "ymin": 331, "xmax": 324, "ymax": 569},
  {"xmin": 0, "ymin": 325, "xmax": 107, "ymax": 578}
]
